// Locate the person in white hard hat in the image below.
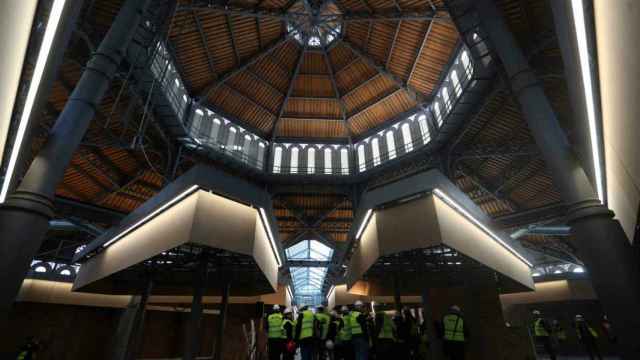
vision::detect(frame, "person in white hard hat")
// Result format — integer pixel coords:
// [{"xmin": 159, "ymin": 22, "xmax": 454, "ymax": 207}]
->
[
  {"xmin": 574, "ymin": 314, "xmax": 602, "ymax": 360},
  {"xmin": 336, "ymin": 305, "xmax": 353, "ymax": 360},
  {"xmin": 350, "ymin": 300, "xmax": 370, "ymax": 360},
  {"xmin": 531, "ymin": 309, "xmax": 556, "ymax": 360},
  {"xmin": 441, "ymin": 305, "xmax": 468, "ymax": 360},
  {"xmin": 282, "ymin": 308, "xmax": 297, "ymax": 360},
  {"xmin": 266, "ymin": 304, "xmax": 285, "ymax": 360}
]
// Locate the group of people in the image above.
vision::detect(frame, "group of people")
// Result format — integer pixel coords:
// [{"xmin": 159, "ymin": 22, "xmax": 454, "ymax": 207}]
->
[
  {"xmin": 265, "ymin": 301, "xmax": 469, "ymax": 360},
  {"xmin": 532, "ymin": 309, "xmax": 615, "ymax": 360}
]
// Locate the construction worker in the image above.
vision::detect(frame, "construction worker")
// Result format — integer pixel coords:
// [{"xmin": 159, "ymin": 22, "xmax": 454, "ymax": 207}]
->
[
  {"xmin": 532, "ymin": 310, "xmax": 556, "ymax": 360},
  {"xmin": 442, "ymin": 305, "xmax": 468, "ymax": 360},
  {"xmin": 350, "ymin": 300, "xmax": 370, "ymax": 360},
  {"xmin": 316, "ymin": 305, "xmax": 332, "ymax": 360},
  {"xmin": 282, "ymin": 308, "xmax": 297, "ymax": 360},
  {"xmin": 15, "ymin": 337, "xmax": 40, "ymax": 360},
  {"xmin": 374, "ymin": 306, "xmax": 396, "ymax": 359},
  {"xmin": 574, "ymin": 314, "xmax": 602, "ymax": 360},
  {"xmin": 335, "ymin": 305, "xmax": 353, "ymax": 360},
  {"xmin": 326, "ymin": 310, "xmax": 340, "ymax": 360},
  {"xmin": 267, "ymin": 305, "xmax": 285, "ymax": 360},
  {"xmin": 417, "ymin": 320, "xmax": 431, "ymax": 360},
  {"xmin": 296, "ymin": 305, "xmax": 318, "ymax": 360},
  {"xmin": 601, "ymin": 315, "xmax": 617, "ymax": 344}
]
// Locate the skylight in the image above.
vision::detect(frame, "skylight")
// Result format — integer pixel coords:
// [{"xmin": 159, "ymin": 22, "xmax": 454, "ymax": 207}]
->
[
  {"xmin": 286, "ymin": 240, "xmax": 334, "ymax": 306},
  {"xmin": 286, "ymin": 1, "xmax": 342, "ymax": 48}
]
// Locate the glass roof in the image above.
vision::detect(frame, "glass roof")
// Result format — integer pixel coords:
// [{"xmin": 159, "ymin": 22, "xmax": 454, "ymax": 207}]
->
[{"xmin": 286, "ymin": 240, "xmax": 334, "ymax": 305}]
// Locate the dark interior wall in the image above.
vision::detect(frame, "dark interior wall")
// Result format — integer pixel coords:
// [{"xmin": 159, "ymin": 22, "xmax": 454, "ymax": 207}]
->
[
  {"xmin": 1, "ymin": 301, "xmax": 266, "ymax": 360},
  {"xmin": 0, "ymin": 302, "xmax": 121, "ymax": 360}
]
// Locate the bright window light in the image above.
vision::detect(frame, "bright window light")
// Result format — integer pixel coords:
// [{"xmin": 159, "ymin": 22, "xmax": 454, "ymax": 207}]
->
[
  {"xmin": 34, "ymin": 266, "xmax": 47, "ymax": 273},
  {"xmin": 355, "ymin": 209, "xmax": 373, "ymax": 240},
  {"xmin": 0, "ymin": 0, "xmax": 68, "ymax": 203},
  {"xmin": 554, "ymin": 269, "xmax": 563, "ymax": 274},
  {"xmin": 571, "ymin": 0, "xmax": 604, "ymax": 203},
  {"xmin": 532, "ymin": 272, "xmax": 542, "ymax": 277},
  {"xmin": 259, "ymin": 207, "xmax": 282, "ymax": 267},
  {"xmin": 573, "ymin": 266, "xmax": 585, "ymax": 273},
  {"xmin": 101, "ymin": 185, "xmax": 200, "ymax": 249},
  {"xmin": 432, "ymin": 188, "xmax": 533, "ymax": 267}
]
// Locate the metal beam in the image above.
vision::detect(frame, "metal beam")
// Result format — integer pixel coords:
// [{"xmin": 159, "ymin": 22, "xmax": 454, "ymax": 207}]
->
[
  {"xmin": 222, "ymin": 83, "xmax": 277, "ymax": 117},
  {"xmin": 198, "ymin": 35, "xmax": 294, "ymax": 99},
  {"xmin": 408, "ymin": 20, "xmax": 434, "ymax": 82},
  {"xmin": 225, "ymin": 14, "xmax": 241, "ymax": 65},
  {"xmin": 192, "ymin": 10, "xmax": 216, "ymax": 77},
  {"xmin": 271, "ymin": 40, "xmax": 308, "ymax": 139},
  {"xmin": 348, "ymin": 88, "xmax": 401, "ymax": 119},
  {"xmin": 386, "ymin": 21, "xmax": 402, "ymax": 69},
  {"xmin": 451, "ymin": 143, "xmax": 539, "ymax": 160},
  {"xmin": 457, "ymin": 164, "xmax": 519, "ymax": 212},
  {"xmin": 323, "ymin": 43, "xmax": 354, "ymax": 139}
]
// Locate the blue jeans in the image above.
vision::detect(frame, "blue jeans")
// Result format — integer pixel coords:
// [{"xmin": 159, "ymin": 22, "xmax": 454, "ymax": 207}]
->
[{"xmin": 352, "ymin": 336, "xmax": 369, "ymax": 360}]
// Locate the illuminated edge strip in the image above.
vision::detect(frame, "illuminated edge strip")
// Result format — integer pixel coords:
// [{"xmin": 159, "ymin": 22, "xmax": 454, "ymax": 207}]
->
[
  {"xmin": 101, "ymin": 185, "xmax": 200, "ymax": 249},
  {"xmin": 433, "ymin": 188, "xmax": 533, "ymax": 267},
  {"xmin": 355, "ymin": 209, "xmax": 373, "ymax": 240},
  {"xmin": 259, "ymin": 207, "xmax": 282, "ymax": 267},
  {"xmin": 571, "ymin": 0, "xmax": 605, "ymax": 203},
  {"xmin": 326, "ymin": 285, "xmax": 336, "ymax": 300},
  {"xmin": 286, "ymin": 285, "xmax": 295, "ymax": 304},
  {"xmin": 0, "ymin": 0, "xmax": 67, "ymax": 203}
]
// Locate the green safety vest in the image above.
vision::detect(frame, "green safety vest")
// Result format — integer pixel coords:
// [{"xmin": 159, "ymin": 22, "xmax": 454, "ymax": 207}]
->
[
  {"xmin": 282, "ymin": 319, "xmax": 295, "ymax": 339},
  {"xmin": 534, "ymin": 318, "xmax": 550, "ymax": 337},
  {"xmin": 378, "ymin": 313, "xmax": 395, "ymax": 340},
  {"xmin": 300, "ymin": 310, "xmax": 316, "ymax": 339},
  {"xmin": 350, "ymin": 311, "xmax": 363, "ymax": 336},
  {"xmin": 268, "ymin": 313, "xmax": 285, "ymax": 339},
  {"xmin": 443, "ymin": 314, "xmax": 465, "ymax": 342},
  {"xmin": 576, "ymin": 322, "xmax": 599, "ymax": 340},
  {"xmin": 338, "ymin": 316, "xmax": 352, "ymax": 342},
  {"xmin": 316, "ymin": 312, "xmax": 331, "ymax": 339}
]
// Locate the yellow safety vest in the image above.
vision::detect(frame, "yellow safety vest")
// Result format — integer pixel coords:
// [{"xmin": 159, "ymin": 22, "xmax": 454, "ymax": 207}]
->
[
  {"xmin": 316, "ymin": 312, "xmax": 331, "ymax": 339},
  {"xmin": 443, "ymin": 314, "xmax": 465, "ymax": 342},
  {"xmin": 378, "ymin": 313, "xmax": 395, "ymax": 340},
  {"xmin": 576, "ymin": 322, "xmax": 599, "ymax": 340},
  {"xmin": 338, "ymin": 316, "xmax": 352, "ymax": 342},
  {"xmin": 534, "ymin": 318, "xmax": 550, "ymax": 337},
  {"xmin": 350, "ymin": 311, "xmax": 363, "ymax": 335},
  {"xmin": 300, "ymin": 310, "xmax": 315, "ymax": 339},
  {"xmin": 268, "ymin": 313, "xmax": 285, "ymax": 339}
]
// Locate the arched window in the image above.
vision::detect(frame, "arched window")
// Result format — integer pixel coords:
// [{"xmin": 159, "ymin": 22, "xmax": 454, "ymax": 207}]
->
[
  {"xmin": 226, "ymin": 127, "xmax": 237, "ymax": 152},
  {"xmin": 324, "ymin": 148, "xmax": 332, "ymax": 174},
  {"xmin": 433, "ymin": 103, "xmax": 442, "ymax": 127},
  {"xmin": 290, "ymin": 147, "xmax": 299, "ymax": 174},
  {"xmin": 242, "ymin": 135, "xmax": 252, "ymax": 163},
  {"xmin": 273, "ymin": 147, "xmax": 283, "ymax": 173},
  {"xmin": 451, "ymin": 70, "xmax": 462, "ymax": 97},
  {"xmin": 211, "ymin": 118, "xmax": 221, "ymax": 145},
  {"xmin": 257, "ymin": 142, "xmax": 266, "ymax": 169},
  {"xmin": 401, "ymin": 123, "xmax": 413, "ymax": 152},
  {"xmin": 357, "ymin": 145, "xmax": 366, "ymax": 172},
  {"xmin": 461, "ymin": 49, "xmax": 473, "ymax": 79},
  {"xmin": 307, "ymin": 147, "xmax": 316, "ymax": 174},
  {"xmin": 418, "ymin": 115, "xmax": 430, "ymax": 144},
  {"xmin": 340, "ymin": 148, "xmax": 349, "ymax": 175},
  {"xmin": 442, "ymin": 87, "xmax": 451, "ymax": 113},
  {"xmin": 386, "ymin": 131, "xmax": 397, "ymax": 160},
  {"xmin": 191, "ymin": 109, "xmax": 204, "ymax": 138},
  {"xmin": 371, "ymin": 138, "xmax": 381, "ymax": 166}
]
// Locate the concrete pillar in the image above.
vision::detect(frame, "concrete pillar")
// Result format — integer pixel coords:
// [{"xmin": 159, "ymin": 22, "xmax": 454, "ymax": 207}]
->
[
  {"xmin": 214, "ymin": 281, "xmax": 231, "ymax": 360},
  {"xmin": 474, "ymin": 1, "xmax": 640, "ymax": 357},
  {"xmin": 0, "ymin": 0, "xmax": 151, "ymax": 316}
]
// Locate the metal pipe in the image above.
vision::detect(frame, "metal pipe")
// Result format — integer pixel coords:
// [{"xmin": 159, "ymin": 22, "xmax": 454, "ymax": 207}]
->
[
  {"xmin": 0, "ymin": 0, "xmax": 151, "ymax": 316},
  {"xmin": 214, "ymin": 281, "xmax": 231, "ymax": 359}
]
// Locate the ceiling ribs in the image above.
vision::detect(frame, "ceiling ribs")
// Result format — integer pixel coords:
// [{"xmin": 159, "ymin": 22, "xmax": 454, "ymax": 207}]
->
[
  {"xmin": 225, "ymin": 14, "xmax": 241, "ymax": 65},
  {"xmin": 191, "ymin": 10, "xmax": 217, "ymax": 78},
  {"xmin": 408, "ymin": 20, "xmax": 434, "ymax": 83},
  {"xmin": 322, "ymin": 40, "xmax": 354, "ymax": 140},
  {"xmin": 271, "ymin": 40, "xmax": 309, "ymax": 139},
  {"xmin": 386, "ymin": 20, "xmax": 402, "ymax": 69}
]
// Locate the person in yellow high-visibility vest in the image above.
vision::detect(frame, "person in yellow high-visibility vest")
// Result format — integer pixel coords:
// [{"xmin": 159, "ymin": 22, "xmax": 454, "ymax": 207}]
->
[
  {"xmin": 266, "ymin": 304, "xmax": 285, "ymax": 360},
  {"xmin": 282, "ymin": 308, "xmax": 297, "ymax": 360},
  {"xmin": 350, "ymin": 300, "xmax": 370, "ymax": 360},
  {"xmin": 373, "ymin": 305, "xmax": 395, "ymax": 359},
  {"xmin": 296, "ymin": 305, "xmax": 318, "ymax": 360},
  {"xmin": 441, "ymin": 305, "xmax": 468, "ymax": 360},
  {"xmin": 574, "ymin": 314, "xmax": 602, "ymax": 360},
  {"xmin": 531, "ymin": 310, "xmax": 556, "ymax": 360},
  {"xmin": 335, "ymin": 305, "xmax": 353, "ymax": 360},
  {"xmin": 316, "ymin": 305, "xmax": 332, "ymax": 360}
]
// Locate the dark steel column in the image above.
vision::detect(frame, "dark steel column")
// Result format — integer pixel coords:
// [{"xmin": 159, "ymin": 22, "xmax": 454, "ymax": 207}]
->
[
  {"xmin": 214, "ymin": 281, "xmax": 231, "ymax": 360},
  {"xmin": 473, "ymin": 0, "xmax": 640, "ymax": 357},
  {"xmin": 420, "ymin": 287, "xmax": 441, "ymax": 360},
  {"xmin": 184, "ymin": 256, "xmax": 208, "ymax": 360},
  {"xmin": 0, "ymin": 0, "xmax": 151, "ymax": 315},
  {"xmin": 124, "ymin": 277, "xmax": 154, "ymax": 360},
  {"xmin": 393, "ymin": 273, "xmax": 402, "ymax": 312}
]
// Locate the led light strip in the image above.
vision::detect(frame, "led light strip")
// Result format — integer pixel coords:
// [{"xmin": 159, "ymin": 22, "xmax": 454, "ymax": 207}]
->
[
  {"xmin": 433, "ymin": 188, "xmax": 533, "ymax": 267},
  {"xmin": 101, "ymin": 185, "xmax": 200, "ymax": 249},
  {"xmin": 326, "ymin": 285, "xmax": 335, "ymax": 300},
  {"xmin": 259, "ymin": 207, "xmax": 282, "ymax": 267},
  {"xmin": 571, "ymin": 0, "xmax": 604, "ymax": 203},
  {"xmin": 355, "ymin": 209, "xmax": 373, "ymax": 240},
  {"xmin": 287, "ymin": 285, "xmax": 294, "ymax": 302},
  {"xmin": 0, "ymin": 0, "xmax": 67, "ymax": 203}
]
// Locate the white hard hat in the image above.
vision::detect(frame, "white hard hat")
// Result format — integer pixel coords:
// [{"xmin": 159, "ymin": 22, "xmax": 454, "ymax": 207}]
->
[
  {"xmin": 532, "ymin": 310, "xmax": 541, "ymax": 315},
  {"xmin": 354, "ymin": 300, "xmax": 363, "ymax": 307},
  {"xmin": 450, "ymin": 305, "xmax": 461, "ymax": 312},
  {"xmin": 273, "ymin": 304, "xmax": 280, "ymax": 311},
  {"xmin": 330, "ymin": 310, "xmax": 338, "ymax": 317},
  {"xmin": 325, "ymin": 340, "xmax": 335, "ymax": 350},
  {"xmin": 341, "ymin": 305, "xmax": 349, "ymax": 312},
  {"xmin": 575, "ymin": 314, "xmax": 584, "ymax": 319},
  {"xmin": 284, "ymin": 307, "xmax": 292, "ymax": 314}
]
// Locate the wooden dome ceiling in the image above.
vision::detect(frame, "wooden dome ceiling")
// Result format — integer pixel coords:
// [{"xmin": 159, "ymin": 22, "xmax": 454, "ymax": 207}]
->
[{"xmin": 169, "ymin": 0, "xmax": 459, "ymax": 141}]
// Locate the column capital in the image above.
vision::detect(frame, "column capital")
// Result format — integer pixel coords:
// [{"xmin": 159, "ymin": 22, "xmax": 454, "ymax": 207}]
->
[{"xmin": 0, "ymin": 190, "xmax": 54, "ymax": 219}]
